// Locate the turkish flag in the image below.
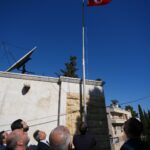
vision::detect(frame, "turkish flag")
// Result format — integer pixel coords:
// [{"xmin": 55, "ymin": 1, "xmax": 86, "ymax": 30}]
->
[{"xmin": 88, "ymin": 0, "xmax": 112, "ymax": 6}]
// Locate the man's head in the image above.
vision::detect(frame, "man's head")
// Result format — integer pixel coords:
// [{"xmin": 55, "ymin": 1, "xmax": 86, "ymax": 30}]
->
[
  {"xmin": 123, "ymin": 117, "xmax": 143, "ymax": 139},
  {"xmin": 79, "ymin": 122, "xmax": 88, "ymax": 135},
  {"xmin": 33, "ymin": 130, "xmax": 46, "ymax": 142},
  {"xmin": 7, "ymin": 129, "xmax": 29, "ymax": 150},
  {"xmin": 0, "ymin": 131, "xmax": 8, "ymax": 145},
  {"xmin": 11, "ymin": 119, "xmax": 29, "ymax": 132},
  {"xmin": 49, "ymin": 126, "xmax": 72, "ymax": 150}
]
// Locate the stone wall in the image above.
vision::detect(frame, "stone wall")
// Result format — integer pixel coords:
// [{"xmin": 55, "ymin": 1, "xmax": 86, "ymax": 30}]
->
[{"xmin": 66, "ymin": 93, "xmax": 81, "ymax": 136}]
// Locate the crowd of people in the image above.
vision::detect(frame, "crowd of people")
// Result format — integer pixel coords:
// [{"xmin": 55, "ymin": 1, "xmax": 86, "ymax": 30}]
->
[
  {"xmin": 0, "ymin": 120, "xmax": 96, "ymax": 150},
  {"xmin": 0, "ymin": 117, "xmax": 149, "ymax": 150}
]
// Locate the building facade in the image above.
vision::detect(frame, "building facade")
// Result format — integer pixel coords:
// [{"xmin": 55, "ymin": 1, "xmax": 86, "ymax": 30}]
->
[
  {"xmin": 107, "ymin": 103, "xmax": 132, "ymax": 150},
  {"xmin": 0, "ymin": 72, "xmax": 110, "ymax": 150}
]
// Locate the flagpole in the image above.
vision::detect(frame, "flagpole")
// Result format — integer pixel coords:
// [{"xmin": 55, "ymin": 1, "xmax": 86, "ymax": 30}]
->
[{"xmin": 82, "ymin": 0, "xmax": 87, "ymax": 124}]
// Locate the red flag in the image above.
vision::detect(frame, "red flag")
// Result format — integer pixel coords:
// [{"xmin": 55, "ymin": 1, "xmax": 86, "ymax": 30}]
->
[{"xmin": 88, "ymin": 0, "xmax": 111, "ymax": 6}]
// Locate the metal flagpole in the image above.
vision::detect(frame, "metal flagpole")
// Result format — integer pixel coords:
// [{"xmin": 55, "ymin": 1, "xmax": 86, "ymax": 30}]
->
[{"xmin": 82, "ymin": 0, "xmax": 87, "ymax": 123}]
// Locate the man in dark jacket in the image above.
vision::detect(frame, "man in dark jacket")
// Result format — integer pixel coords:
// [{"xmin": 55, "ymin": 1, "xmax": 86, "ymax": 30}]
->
[
  {"xmin": 120, "ymin": 117, "xmax": 149, "ymax": 150},
  {"xmin": 11, "ymin": 119, "xmax": 29, "ymax": 132},
  {"xmin": 33, "ymin": 130, "xmax": 50, "ymax": 150},
  {"xmin": 0, "ymin": 131, "xmax": 8, "ymax": 150},
  {"xmin": 7, "ymin": 129, "xmax": 29, "ymax": 150},
  {"xmin": 49, "ymin": 125, "xmax": 72, "ymax": 150},
  {"xmin": 73, "ymin": 122, "xmax": 96, "ymax": 150}
]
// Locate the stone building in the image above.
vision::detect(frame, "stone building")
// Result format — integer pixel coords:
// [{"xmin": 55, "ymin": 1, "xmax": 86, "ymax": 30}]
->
[
  {"xmin": 0, "ymin": 71, "xmax": 110, "ymax": 150},
  {"xmin": 107, "ymin": 102, "xmax": 131, "ymax": 150}
]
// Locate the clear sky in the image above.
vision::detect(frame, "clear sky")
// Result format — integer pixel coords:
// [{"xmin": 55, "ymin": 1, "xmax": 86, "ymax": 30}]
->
[{"xmin": 0, "ymin": 0, "xmax": 150, "ymax": 111}]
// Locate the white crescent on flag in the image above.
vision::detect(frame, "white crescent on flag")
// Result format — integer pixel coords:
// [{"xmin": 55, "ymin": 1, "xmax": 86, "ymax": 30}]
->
[
  {"xmin": 94, "ymin": 0, "xmax": 102, "ymax": 4},
  {"xmin": 88, "ymin": 0, "xmax": 111, "ymax": 6}
]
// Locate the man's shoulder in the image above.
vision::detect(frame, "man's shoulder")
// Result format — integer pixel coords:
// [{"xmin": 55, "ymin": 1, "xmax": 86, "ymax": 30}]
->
[
  {"xmin": 38, "ymin": 141, "xmax": 50, "ymax": 150},
  {"xmin": 73, "ymin": 133, "xmax": 96, "ymax": 144},
  {"xmin": 121, "ymin": 139, "xmax": 150, "ymax": 150},
  {"xmin": 27, "ymin": 144, "xmax": 37, "ymax": 150},
  {"xmin": 0, "ymin": 145, "xmax": 6, "ymax": 150}
]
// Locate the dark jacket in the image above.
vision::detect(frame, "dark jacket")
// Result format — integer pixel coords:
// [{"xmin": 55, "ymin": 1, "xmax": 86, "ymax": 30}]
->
[
  {"xmin": 73, "ymin": 133, "xmax": 96, "ymax": 150},
  {"xmin": 0, "ymin": 144, "xmax": 6, "ymax": 150},
  {"xmin": 37, "ymin": 141, "xmax": 50, "ymax": 150},
  {"xmin": 120, "ymin": 138, "xmax": 150, "ymax": 150}
]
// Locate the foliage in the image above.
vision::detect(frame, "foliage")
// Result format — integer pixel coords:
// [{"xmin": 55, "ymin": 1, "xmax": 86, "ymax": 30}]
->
[
  {"xmin": 138, "ymin": 104, "xmax": 150, "ymax": 144},
  {"xmin": 96, "ymin": 78, "xmax": 102, "ymax": 81},
  {"xmin": 125, "ymin": 105, "xmax": 138, "ymax": 117},
  {"xmin": 56, "ymin": 56, "xmax": 78, "ymax": 78},
  {"xmin": 111, "ymin": 99, "xmax": 118, "ymax": 105}
]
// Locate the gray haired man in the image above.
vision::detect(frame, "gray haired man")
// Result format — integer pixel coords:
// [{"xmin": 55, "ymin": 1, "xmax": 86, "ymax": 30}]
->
[{"xmin": 49, "ymin": 126, "xmax": 72, "ymax": 150}]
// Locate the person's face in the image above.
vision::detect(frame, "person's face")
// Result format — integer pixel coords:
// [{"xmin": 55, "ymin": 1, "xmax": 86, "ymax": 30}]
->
[
  {"xmin": 15, "ymin": 130, "xmax": 29, "ymax": 149},
  {"xmin": 39, "ymin": 131, "xmax": 46, "ymax": 140},
  {"xmin": 21, "ymin": 121, "xmax": 29, "ymax": 132}
]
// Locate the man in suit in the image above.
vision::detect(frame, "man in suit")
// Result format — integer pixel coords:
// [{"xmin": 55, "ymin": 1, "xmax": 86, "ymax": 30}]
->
[
  {"xmin": 49, "ymin": 125, "xmax": 72, "ymax": 150},
  {"xmin": 11, "ymin": 119, "xmax": 29, "ymax": 132},
  {"xmin": 33, "ymin": 130, "xmax": 50, "ymax": 150},
  {"xmin": 120, "ymin": 117, "xmax": 150, "ymax": 150},
  {"xmin": 10, "ymin": 119, "xmax": 30, "ymax": 149},
  {"xmin": 0, "ymin": 131, "xmax": 8, "ymax": 150},
  {"xmin": 6, "ymin": 129, "xmax": 29, "ymax": 150},
  {"xmin": 73, "ymin": 122, "xmax": 96, "ymax": 150}
]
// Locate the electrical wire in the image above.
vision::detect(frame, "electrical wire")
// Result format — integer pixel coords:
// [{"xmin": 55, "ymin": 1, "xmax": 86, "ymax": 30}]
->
[
  {"xmin": 0, "ymin": 110, "xmax": 79, "ymax": 127},
  {"xmin": 2, "ymin": 41, "xmax": 29, "ymax": 51},
  {"xmin": 0, "ymin": 93, "xmax": 150, "ymax": 128},
  {"xmin": 1, "ymin": 95, "xmax": 150, "ymax": 130},
  {"xmin": 2, "ymin": 42, "xmax": 11, "ymax": 66},
  {"xmin": 119, "ymin": 95, "xmax": 150, "ymax": 106}
]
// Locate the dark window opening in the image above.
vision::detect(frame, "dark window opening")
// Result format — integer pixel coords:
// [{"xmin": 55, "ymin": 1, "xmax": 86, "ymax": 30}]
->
[{"xmin": 22, "ymin": 85, "xmax": 30, "ymax": 95}]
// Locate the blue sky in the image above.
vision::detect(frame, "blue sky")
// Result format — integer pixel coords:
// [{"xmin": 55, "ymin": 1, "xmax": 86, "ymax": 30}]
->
[{"xmin": 0, "ymin": 0, "xmax": 150, "ymax": 111}]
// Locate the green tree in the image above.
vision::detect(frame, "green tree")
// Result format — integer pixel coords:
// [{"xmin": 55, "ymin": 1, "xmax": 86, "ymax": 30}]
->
[
  {"xmin": 148, "ymin": 110, "xmax": 150, "ymax": 120},
  {"xmin": 56, "ymin": 56, "xmax": 78, "ymax": 78},
  {"xmin": 111, "ymin": 99, "xmax": 118, "ymax": 106},
  {"xmin": 125, "ymin": 105, "xmax": 138, "ymax": 117},
  {"xmin": 138, "ymin": 104, "xmax": 144, "ymax": 122},
  {"xmin": 138, "ymin": 105, "xmax": 150, "ymax": 143}
]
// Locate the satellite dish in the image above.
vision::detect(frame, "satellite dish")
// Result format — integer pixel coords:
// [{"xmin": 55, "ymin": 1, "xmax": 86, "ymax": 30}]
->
[{"xmin": 6, "ymin": 46, "xmax": 36, "ymax": 73}]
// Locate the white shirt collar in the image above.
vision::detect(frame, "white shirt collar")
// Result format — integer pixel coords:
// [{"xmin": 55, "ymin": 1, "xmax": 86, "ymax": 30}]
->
[{"xmin": 40, "ymin": 139, "xmax": 49, "ymax": 145}]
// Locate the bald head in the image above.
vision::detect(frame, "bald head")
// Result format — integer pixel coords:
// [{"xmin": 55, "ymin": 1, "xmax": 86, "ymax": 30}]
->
[
  {"xmin": 49, "ymin": 126, "xmax": 72, "ymax": 150},
  {"xmin": 7, "ymin": 129, "xmax": 29, "ymax": 150}
]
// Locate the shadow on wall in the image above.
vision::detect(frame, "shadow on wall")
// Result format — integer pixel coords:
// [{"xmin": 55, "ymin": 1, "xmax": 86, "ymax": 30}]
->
[{"xmin": 75, "ymin": 86, "xmax": 111, "ymax": 150}]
